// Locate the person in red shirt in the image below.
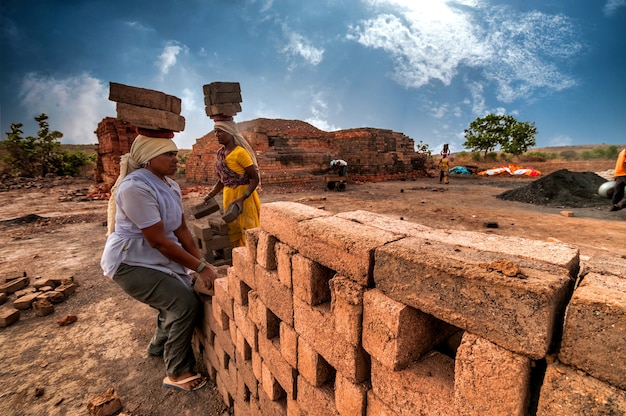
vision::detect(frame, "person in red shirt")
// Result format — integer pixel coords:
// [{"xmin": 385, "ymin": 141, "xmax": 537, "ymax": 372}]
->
[{"xmin": 610, "ymin": 148, "xmax": 626, "ymax": 211}]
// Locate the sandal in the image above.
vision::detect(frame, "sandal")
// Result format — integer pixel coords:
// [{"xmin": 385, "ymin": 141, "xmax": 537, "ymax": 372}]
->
[{"xmin": 162, "ymin": 373, "xmax": 207, "ymax": 391}]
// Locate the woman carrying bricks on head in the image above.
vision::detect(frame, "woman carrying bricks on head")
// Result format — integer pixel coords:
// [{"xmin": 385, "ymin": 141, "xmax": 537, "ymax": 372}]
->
[
  {"xmin": 101, "ymin": 129, "xmax": 219, "ymax": 392},
  {"xmin": 204, "ymin": 117, "xmax": 260, "ymax": 247}
]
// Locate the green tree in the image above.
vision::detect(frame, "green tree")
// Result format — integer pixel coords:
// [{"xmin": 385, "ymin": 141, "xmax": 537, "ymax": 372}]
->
[
  {"xmin": 2, "ymin": 113, "xmax": 91, "ymax": 177},
  {"xmin": 463, "ymin": 114, "xmax": 537, "ymax": 159}
]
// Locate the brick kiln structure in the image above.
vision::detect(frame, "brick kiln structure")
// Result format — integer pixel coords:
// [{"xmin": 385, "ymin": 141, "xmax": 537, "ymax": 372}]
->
[
  {"xmin": 184, "ymin": 118, "xmax": 427, "ymax": 186},
  {"xmin": 94, "ymin": 117, "xmax": 139, "ymax": 188},
  {"xmin": 193, "ymin": 202, "xmax": 626, "ymax": 415}
]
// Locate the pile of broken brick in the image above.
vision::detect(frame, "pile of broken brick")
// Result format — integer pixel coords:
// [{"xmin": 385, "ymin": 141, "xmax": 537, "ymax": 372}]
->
[{"xmin": 0, "ymin": 272, "xmax": 78, "ymax": 328}]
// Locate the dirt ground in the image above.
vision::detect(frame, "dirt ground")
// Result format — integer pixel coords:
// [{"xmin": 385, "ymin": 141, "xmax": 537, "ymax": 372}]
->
[{"xmin": 0, "ymin": 159, "xmax": 624, "ymax": 416}]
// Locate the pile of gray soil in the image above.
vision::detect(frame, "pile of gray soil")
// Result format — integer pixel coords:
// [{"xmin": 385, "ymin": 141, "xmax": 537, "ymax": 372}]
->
[{"xmin": 497, "ymin": 169, "xmax": 609, "ymax": 208}]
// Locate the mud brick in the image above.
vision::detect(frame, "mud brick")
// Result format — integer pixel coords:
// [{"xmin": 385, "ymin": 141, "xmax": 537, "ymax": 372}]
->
[
  {"xmin": 233, "ymin": 302, "xmax": 257, "ymax": 352},
  {"xmin": 38, "ymin": 286, "xmax": 54, "ymax": 292},
  {"xmin": 87, "ymin": 387, "xmax": 122, "ymax": 416},
  {"xmin": 245, "ymin": 227, "xmax": 260, "ymax": 265},
  {"xmin": 51, "ymin": 276, "xmax": 75, "ymax": 286},
  {"xmin": 330, "ymin": 274, "xmax": 364, "ymax": 347},
  {"xmin": 15, "ymin": 286, "xmax": 36, "ymax": 298},
  {"xmin": 296, "ymin": 376, "xmax": 338, "ymax": 416},
  {"xmin": 0, "ymin": 276, "xmax": 30, "ymax": 294},
  {"xmin": 336, "ymin": 210, "xmax": 580, "ymax": 276},
  {"xmin": 536, "ymin": 360, "xmax": 626, "ymax": 415},
  {"xmin": 109, "ymin": 82, "xmax": 181, "ymax": 114},
  {"xmin": 0, "ymin": 308, "xmax": 20, "ymax": 327},
  {"xmin": 292, "ymin": 253, "xmax": 333, "ymax": 306},
  {"xmin": 294, "ymin": 297, "xmax": 369, "ymax": 383},
  {"xmin": 210, "ymin": 217, "xmax": 230, "ymax": 236},
  {"xmin": 362, "ymin": 288, "xmax": 457, "ymax": 371},
  {"xmin": 252, "ymin": 351, "xmax": 263, "ymax": 382},
  {"xmin": 116, "ymin": 102, "xmax": 185, "ymax": 132},
  {"xmin": 257, "ymin": 388, "xmax": 288, "ymax": 416},
  {"xmin": 260, "ymin": 202, "xmax": 332, "ymax": 250},
  {"xmin": 335, "ymin": 372, "xmax": 368, "ymax": 416},
  {"xmin": 366, "ymin": 392, "xmax": 396, "ymax": 416},
  {"xmin": 261, "ymin": 360, "xmax": 287, "ymax": 401},
  {"xmin": 298, "ymin": 337, "xmax": 332, "ymax": 387},
  {"xmin": 55, "ymin": 282, "xmax": 76, "ymax": 297},
  {"xmin": 257, "ymin": 230, "xmax": 278, "ymax": 270},
  {"xmin": 279, "ymin": 322, "xmax": 298, "ymax": 369},
  {"xmin": 232, "ymin": 246, "xmax": 256, "ymax": 290},
  {"xmin": 560, "ymin": 210, "xmax": 575, "ymax": 217},
  {"xmin": 203, "ymin": 81, "xmax": 241, "ymax": 95},
  {"xmin": 374, "ymin": 237, "xmax": 574, "ymax": 359},
  {"xmin": 291, "ymin": 214, "xmax": 403, "ymax": 286},
  {"xmin": 193, "ymin": 223, "xmax": 215, "ymax": 242},
  {"xmin": 191, "ymin": 198, "xmax": 220, "ymax": 219},
  {"xmin": 236, "ymin": 354, "xmax": 258, "ymax": 399},
  {"xmin": 255, "ymin": 264, "xmax": 293, "ymax": 326},
  {"xmin": 32, "ymin": 298, "xmax": 55, "ymax": 316},
  {"xmin": 204, "ymin": 235, "xmax": 232, "ymax": 251},
  {"xmin": 455, "ymin": 332, "xmax": 532, "ymax": 416},
  {"xmin": 206, "ymin": 103, "xmax": 242, "ymax": 117},
  {"xmin": 258, "ymin": 335, "xmax": 297, "ymax": 399},
  {"xmin": 235, "ymin": 327, "xmax": 252, "ymax": 362},
  {"xmin": 228, "ymin": 267, "xmax": 251, "ymax": 305},
  {"xmin": 275, "ymin": 242, "xmax": 296, "ymax": 289},
  {"xmin": 248, "ymin": 291, "xmax": 280, "ymax": 339},
  {"xmin": 581, "ymin": 254, "xmax": 626, "ymax": 277},
  {"xmin": 371, "ymin": 353, "xmax": 455, "ymax": 416},
  {"xmin": 558, "ymin": 272, "xmax": 626, "ymax": 390},
  {"xmin": 212, "ymin": 299, "xmax": 230, "ymax": 331},
  {"xmin": 1, "ymin": 271, "xmax": 26, "ymax": 284},
  {"xmin": 214, "ymin": 277, "xmax": 234, "ymax": 320},
  {"xmin": 0, "ymin": 293, "xmax": 7, "ymax": 305},
  {"xmin": 13, "ymin": 292, "xmax": 40, "ymax": 310},
  {"xmin": 32, "ymin": 277, "xmax": 56, "ymax": 289},
  {"xmin": 216, "ymin": 372, "xmax": 235, "ymax": 408},
  {"xmin": 204, "ymin": 91, "xmax": 242, "ymax": 105}
]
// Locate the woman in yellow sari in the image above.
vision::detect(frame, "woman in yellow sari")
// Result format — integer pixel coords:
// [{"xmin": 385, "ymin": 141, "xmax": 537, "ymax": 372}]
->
[{"xmin": 204, "ymin": 119, "xmax": 260, "ymax": 247}]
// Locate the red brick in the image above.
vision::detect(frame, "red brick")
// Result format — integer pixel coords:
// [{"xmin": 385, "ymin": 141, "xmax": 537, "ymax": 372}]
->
[
  {"xmin": 297, "ymin": 337, "xmax": 332, "ymax": 387},
  {"xmin": 296, "ymin": 376, "xmax": 339, "ymax": 416},
  {"xmin": 257, "ymin": 230, "xmax": 278, "ymax": 270},
  {"xmin": 0, "ymin": 308, "xmax": 20, "ymax": 327},
  {"xmin": 258, "ymin": 335, "xmax": 297, "ymax": 399},
  {"xmin": 109, "ymin": 82, "xmax": 182, "ymax": 114},
  {"xmin": 329, "ymin": 275, "xmax": 364, "ymax": 347},
  {"xmin": 116, "ymin": 102, "xmax": 185, "ymax": 132},
  {"xmin": 276, "ymin": 242, "xmax": 296, "ymax": 289},
  {"xmin": 335, "ymin": 372, "xmax": 368, "ymax": 416}
]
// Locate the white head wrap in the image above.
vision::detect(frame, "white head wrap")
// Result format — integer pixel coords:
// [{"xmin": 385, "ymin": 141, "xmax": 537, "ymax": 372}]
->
[
  {"xmin": 106, "ymin": 135, "xmax": 178, "ymax": 236},
  {"xmin": 214, "ymin": 121, "xmax": 258, "ymax": 167}
]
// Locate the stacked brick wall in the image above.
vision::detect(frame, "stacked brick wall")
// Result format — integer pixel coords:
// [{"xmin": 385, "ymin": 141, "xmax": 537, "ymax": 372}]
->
[
  {"xmin": 94, "ymin": 117, "xmax": 137, "ymax": 187},
  {"xmin": 193, "ymin": 202, "xmax": 626, "ymax": 415},
  {"xmin": 185, "ymin": 118, "xmax": 423, "ymax": 186}
]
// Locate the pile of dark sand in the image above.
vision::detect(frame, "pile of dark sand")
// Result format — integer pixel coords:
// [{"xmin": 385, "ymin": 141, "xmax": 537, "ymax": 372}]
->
[{"xmin": 497, "ymin": 169, "xmax": 609, "ymax": 208}]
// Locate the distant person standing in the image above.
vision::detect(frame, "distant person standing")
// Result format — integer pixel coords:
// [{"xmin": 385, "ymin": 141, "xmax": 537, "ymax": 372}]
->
[
  {"xmin": 438, "ymin": 156, "xmax": 450, "ymax": 184},
  {"xmin": 441, "ymin": 143, "xmax": 451, "ymax": 159},
  {"xmin": 610, "ymin": 147, "xmax": 626, "ymax": 211},
  {"xmin": 330, "ymin": 159, "xmax": 348, "ymax": 176}
]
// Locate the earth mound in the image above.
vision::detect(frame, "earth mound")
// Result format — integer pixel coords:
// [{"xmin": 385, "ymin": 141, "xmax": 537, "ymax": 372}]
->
[{"xmin": 496, "ymin": 169, "xmax": 609, "ymax": 208}]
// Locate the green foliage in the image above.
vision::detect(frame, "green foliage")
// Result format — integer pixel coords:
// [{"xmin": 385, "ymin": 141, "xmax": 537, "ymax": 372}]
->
[
  {"xmin": 414, "ymin": 140, "xmax": 432, "ymax": 156},
  {"xmin": 559, "ymin": 150, "xmax": 578, "ymax": 160},
  {"xmin": 579, "ymin": 145, "xmax": 620, "ymax": 160},
  {"xmin": 463, "ymin": 114, "xmax": 537, "ymax": 160},
  {"xmin": 2, "ymin": 113, "xmax": 92, "ymax": 177},
  {"xmin": 605, "ymin": 145, "xmax": 620, "ymax": 159}
]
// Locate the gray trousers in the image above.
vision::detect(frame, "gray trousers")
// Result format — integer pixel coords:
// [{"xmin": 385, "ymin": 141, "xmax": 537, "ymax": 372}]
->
[{"xmin": 113, "ymin": 263, "xmax": 201, "ymax": 377}]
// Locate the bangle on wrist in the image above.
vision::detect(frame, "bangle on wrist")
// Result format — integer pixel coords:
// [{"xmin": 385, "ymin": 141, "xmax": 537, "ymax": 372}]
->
[{"xmin": 196, "ymin": 259, "xmax": 206, "ymax": 273}]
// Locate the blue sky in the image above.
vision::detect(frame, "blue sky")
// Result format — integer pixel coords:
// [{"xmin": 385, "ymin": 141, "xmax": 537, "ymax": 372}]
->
[{"xmin": 1, "ymin": 0, "xmax": 625, "ymax": 153}]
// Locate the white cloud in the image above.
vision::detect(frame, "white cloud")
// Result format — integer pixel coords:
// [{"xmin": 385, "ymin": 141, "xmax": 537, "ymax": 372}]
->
[
  {"xmin": 548, "ymin": 134, "xmax": 573, "ymax": 147},
  {"xmin": 18, "ymin": 73, "xmax": 114, "ymax": 144},
  {"xmin": 156, "ymin": 42, "xmax": 188, "ymax": 77},
  {"xmin": 281, "ymin": 30, "xmax": 324, "ymax": 68},
  {"xmin": 603, "ymin": 0, "xmax": 626, "ymax": 16},
  {"xmin": 349, "ymin": 1, "xmax": 581, "ymax": 104}
]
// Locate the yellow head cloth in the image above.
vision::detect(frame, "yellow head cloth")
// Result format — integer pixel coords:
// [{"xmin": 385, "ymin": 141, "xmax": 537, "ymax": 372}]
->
[{"xmin": 106, "ymin": 135, "xmax": 178, "ymax": 236}]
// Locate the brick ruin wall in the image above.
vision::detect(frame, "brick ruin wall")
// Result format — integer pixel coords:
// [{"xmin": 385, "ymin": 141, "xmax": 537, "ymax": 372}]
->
[
  {"xmin": 184, "ymin": 118, "xmax": 427, "ymax": 186},
  {"xmin": 193, "ymin": 201, "xmax": 626, "ymax": 415},
  {"xmin": 94, "ymin": 117, "xmax": 139, "ymax": 188}
]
